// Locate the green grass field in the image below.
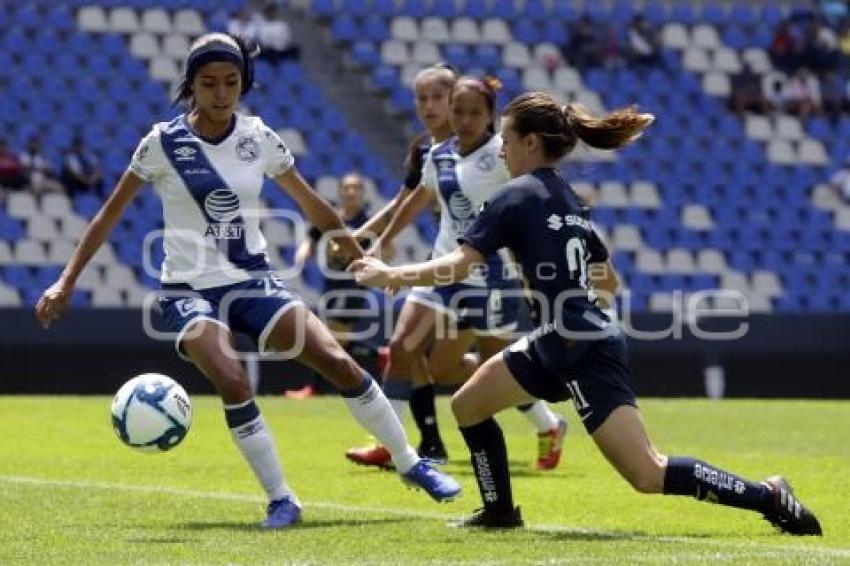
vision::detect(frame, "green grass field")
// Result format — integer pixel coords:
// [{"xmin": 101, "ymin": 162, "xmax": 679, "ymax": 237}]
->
[{"xmin": 1, "ymin": 396, "xmax": 848, "ymax": 565}]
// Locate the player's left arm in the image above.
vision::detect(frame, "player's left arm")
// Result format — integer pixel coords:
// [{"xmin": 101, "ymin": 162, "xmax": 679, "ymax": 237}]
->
[
  {"xmin": 348, "ymin": 244, "xmax": 484, "ymax": 292},
  {"xmin": 273, "ymin": 167, "xmax": 363, "ymax": 262},
  {"xmin": 586, "ymin": 228, "xmax": 619, "ymax": 308}
]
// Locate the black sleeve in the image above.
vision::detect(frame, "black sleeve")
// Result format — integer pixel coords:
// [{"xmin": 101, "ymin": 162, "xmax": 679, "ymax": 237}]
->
[
  {"xmin": 586, "ymin": 228, "xmax": 609, "ymax": 263},
  {"xmin": 458, "ymin": 192, "xmax": 514, "ymax": 257},
  {"xmin": 402, "ymin": 133, "xmax": 429, "ymax": 190}
]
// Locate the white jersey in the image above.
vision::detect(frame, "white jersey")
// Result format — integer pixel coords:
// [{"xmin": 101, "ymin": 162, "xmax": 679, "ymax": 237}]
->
[
  {"xmin": 421, "ymin": 134, "xmax": 513, "ymax": 286},
  {"xmin": 129, "ymin": 113, "xmax": 294, "ymax": 289}
]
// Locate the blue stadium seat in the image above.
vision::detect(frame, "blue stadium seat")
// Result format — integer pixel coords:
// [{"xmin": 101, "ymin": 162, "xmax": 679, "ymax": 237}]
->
[
  {"xmin": 330, "ymin": 14, "xmax": 359, "ymax": 44},
  {"xmin": 490, "ymin": 0, "xmax": 519, "ymax": 21},
  {"xmin": 371, "ymin": 65, "xmax": 399, "ymax": 91},
  {"xmin": 372, "ymin": 0, "xmax": 397, "ymax": 17},
  {"xmin": 462, "ymin": 0, "xmax": 490, "ymax": 20},
  {"xmin": 399, "ymin": 0, "xmax": 429, "ymax": 18},
  {"xmin": 524, "ymin": 0, "xmax": 548, "ymax": 20},
  {"xmin": 341, "ymin": 0, "xmax": 371, "ymax": 18},
  {"xmin": 431, "ymin": 0, "xmax": 460, "ymax": 18},
  {"xmin": 443, "ymin": 43, "xmax": 471, "ymax": 68},
  {"xmin": 362, "ymin": 15, "xmax": 390, "ymax": 42},
  {"xmin": 513, "ymin": 19, "xmax": 542, "ymax": 44},
  {"xmin": 351, "ymin": 41, "xmax": 380, "ymax": 67}
]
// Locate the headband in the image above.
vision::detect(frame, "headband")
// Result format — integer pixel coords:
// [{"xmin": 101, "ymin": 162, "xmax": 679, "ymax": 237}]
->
[{"xmin": 185, "ymin": 40, "xmax": 254, "ymax": 95}]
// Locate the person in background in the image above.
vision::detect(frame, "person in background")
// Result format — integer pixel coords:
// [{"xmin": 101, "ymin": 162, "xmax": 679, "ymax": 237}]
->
[
  {"xmin": 19, "ymin": 135, "xmax": 64, "ymax": 194},
  {"xmin": 62, "ymin": 135, "xmax": 104, "ymax": 196},
  {"xmin": 0, "ymin": 137, "xmax": 27, "ymax": 191},
  {"xmin": 626, "ymin": 14, "xmax": 662, "ymax": 68}
]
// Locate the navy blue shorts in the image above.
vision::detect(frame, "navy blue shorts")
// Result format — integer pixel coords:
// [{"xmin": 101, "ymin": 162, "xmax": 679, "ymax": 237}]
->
[
  {"xmin": 406, "ymin": 278, "xmax": 531, "ymax": 335},
  {"xmin": 503, "ymin": 326, "xmax": 636, "ymax": 434},
  {"xmin": 158, "ymin": 272, "xmax": 304, "ymax": 360}
]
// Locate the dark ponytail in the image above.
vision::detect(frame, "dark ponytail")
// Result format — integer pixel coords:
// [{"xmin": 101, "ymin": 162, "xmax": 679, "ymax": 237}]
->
[{"xmin": 503, "ymin": 91, "xmax": 654, "ymax": 159}]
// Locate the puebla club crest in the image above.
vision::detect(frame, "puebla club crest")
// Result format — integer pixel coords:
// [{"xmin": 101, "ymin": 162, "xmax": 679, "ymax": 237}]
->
[{"xmin": 235, "ymin": 136, "xmax": 260, "ymax": 162}]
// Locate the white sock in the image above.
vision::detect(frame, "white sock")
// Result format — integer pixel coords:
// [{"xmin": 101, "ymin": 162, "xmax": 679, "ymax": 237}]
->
[
  {"xmin": 226, "ymin": 401, "xmax": 298, "ymax": 505},
  {"xmin": 521, "ymin": 400, "xmax": 560, "ymax": 433},
  {"xmin": 343, "ymin": 379, "xmax": 419, "ymax": 474},
  {"xmin": 389, "ymin": 398, "xmax": 409, "ymax": 423}
]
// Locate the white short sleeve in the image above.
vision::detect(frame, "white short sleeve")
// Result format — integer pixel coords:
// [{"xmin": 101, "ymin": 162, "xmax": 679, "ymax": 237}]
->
[
  {"xmin": 260, "ymin": 124, "xmax": 295, "ymax": 178},
  {"xmin": 128, "ymin": 126, "xmax": 167, "ymax": 183},
  {"xmin": 421, "ymin": 148, "xmax": 438, "ymax": 195}
]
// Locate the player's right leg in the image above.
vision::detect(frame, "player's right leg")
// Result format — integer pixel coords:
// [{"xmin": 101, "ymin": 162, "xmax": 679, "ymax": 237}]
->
[
  {"xmin": 346, "ymin": 296, "xmax": 439, "ymax": 468},
  {"xmin": 264, "ymin": 303, "xmax": 461, "ymax": 502},
  {"xmin": 178, "ymin": 319, "xmax": 301, "ymax": 528}
]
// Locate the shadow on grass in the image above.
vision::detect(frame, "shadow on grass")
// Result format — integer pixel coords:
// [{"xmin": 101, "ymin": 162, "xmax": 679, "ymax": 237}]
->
[
  {"xmin": 178, "ymin": 516, "xmax": 417, "ymax": 532},
  {"xmin": 127, "ymin": 536, "xmax": 197, "ymax": 544}
]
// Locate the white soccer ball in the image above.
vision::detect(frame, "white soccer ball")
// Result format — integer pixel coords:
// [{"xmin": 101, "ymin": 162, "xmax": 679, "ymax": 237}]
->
[{"xmin": 110, "ymin": 373, "xmax": 192, "ymax": 453}]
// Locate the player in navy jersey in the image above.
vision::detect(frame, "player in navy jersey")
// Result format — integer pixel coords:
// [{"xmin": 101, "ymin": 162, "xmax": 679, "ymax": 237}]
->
[
  {"xmin": 291, "ymin": 171, "xmax": 375, "ymax": 397},
  {"xmin": 348, "ymin": 75, "xmax": 566, "ymax": 471},
  {"xmin": 349, "ymin": 91, "xmax": 821, "ymax": 534},
  {"xmin": 35, "ymin": 32, "xmax": 460, "ymax": 529}
]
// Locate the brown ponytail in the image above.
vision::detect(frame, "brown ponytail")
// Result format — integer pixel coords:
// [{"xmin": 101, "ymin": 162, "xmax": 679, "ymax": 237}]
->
[{"xmin": 504, "ymin": 92, "xmax": 654, "ymax": 159}]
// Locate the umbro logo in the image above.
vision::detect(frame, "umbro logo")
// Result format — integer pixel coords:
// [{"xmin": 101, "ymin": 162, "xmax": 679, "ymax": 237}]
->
[
  {"xmin": 173, "ymin": 146, "xmax": 197, "ymax": 161},
  {"xmin": 547, "ymin": 214, "xmax": 564, "ymax": 230}
]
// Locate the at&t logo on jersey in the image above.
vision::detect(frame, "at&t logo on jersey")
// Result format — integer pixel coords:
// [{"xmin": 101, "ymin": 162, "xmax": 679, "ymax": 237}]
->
[{"xmin": 203, "ymin": 189, "xmax": 243, "ymax": 239}]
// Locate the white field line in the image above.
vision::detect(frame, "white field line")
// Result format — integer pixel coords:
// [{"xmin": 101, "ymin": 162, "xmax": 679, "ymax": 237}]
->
[{"xmin": 1, "ymin": 474, "xmax": 847, "ymax": 561}]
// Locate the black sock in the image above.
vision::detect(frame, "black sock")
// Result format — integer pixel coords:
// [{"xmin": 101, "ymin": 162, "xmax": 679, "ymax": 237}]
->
[
  {"xmin": 664, "ymin": 457, "xmax": 772, "ymax": 512},
  {"xmin": 459, "ymin": 418, "xmax": 514, "ymax": 514},
  {"xmin": 515, "ymin": 403, "xmax": 533, "ymax": 412},
  {"xmin": 410, "ymin": 385, "xmax": 442, "ymax": 448}
]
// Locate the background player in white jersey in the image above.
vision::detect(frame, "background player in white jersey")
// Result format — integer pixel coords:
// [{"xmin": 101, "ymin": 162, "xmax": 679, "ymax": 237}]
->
[
  {"xmin": 35, "ymin": 32, "xmax": 460, "ymax": 529},
  {"xmin": 347, "ymin": 76, "xmax": 566, "ymax": 470}
]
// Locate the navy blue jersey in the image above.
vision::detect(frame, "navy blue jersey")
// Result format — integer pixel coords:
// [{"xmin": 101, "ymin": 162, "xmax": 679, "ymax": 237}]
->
[
  {"xmin": 403, "ymin": 133, "xmax": 432, "ymax": 190},
  {"xmin": 460, "ymin": 168, "xmax": 609, "ymax": 330}
]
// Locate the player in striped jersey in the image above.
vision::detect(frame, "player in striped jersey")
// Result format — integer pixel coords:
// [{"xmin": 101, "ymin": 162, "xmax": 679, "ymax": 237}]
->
[{"xmin": 36, "ymin": 32, "xmax": 460, "ymax": 529}]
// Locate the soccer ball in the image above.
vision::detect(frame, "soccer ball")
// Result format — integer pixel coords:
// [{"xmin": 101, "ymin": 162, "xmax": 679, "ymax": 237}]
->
[{"xmin": 110, "ymin": 373, "xmax": 192, "ymax": 453}]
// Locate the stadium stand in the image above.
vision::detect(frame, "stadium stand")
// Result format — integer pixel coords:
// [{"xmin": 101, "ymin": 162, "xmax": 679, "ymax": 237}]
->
[{"xmin": 0, "ymin": 0, "xmax": 848, "ymax": 316}]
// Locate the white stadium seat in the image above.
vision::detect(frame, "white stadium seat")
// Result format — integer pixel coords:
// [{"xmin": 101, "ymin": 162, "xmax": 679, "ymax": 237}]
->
[
  {"xmin": 635, "ymin": 249, "xmax": 665, "ymax": 274},
  {"xmin": 390, "ymin": 17, "xmax": 419, "ymax": 42},
  {"xmin": 411, "ymin": 40, "xmax": 441, "ymax": 65},
  {"xmin": 420, "ymin": 17, "xmax": 450, "ymax": 43},
  {"xmin": 14, "ymin": 240, "xmax": 48, "ymax": 265},
  {"xmin": 522, "ymin": 66, "xmax": 552, "ymax": 91},
  {"xmin": 0, "ymin": 284, "xmax": 21, "ymax": 307},
  {"xmin": 666, "ymin": 248, "xmax": 696, "ymax": 273},
  {"xmin": 811, "ymin": 184, "xmax": 842, "ymax": 210},
  {"xmin": 682, "ymin": 47, "xmax": 711, "ymax": 73},
  {"xmin": 681, "ymin": 204, "xmax": 714, "ymax": 230},
  {"xmin": 162, "ymin": 33, "xmax": 190, "ymax": 59},
  {"xmin": 503, "ymin": 42, "xmax": 531, "ymax": 68},
  {"xmin": 173, "ymin": 9, "xmax": 205, "ymax": 35},
  {"xmin": 109, "ymin": 7, "xmax": 141, "ymax": 33},
  {"xmin": 130, "ymin": 33, "xmax": 160, "ymax": 59},
  {"xmin": 400, "ymin": 62, "xmax": 425, "ymax": 87},
  {"xmin": 277, "ymin": 129, "xmax": 307, "ymax": 155},
  {"xmin": 450, "ymin": 18, "xmax": 480, "ymax": 44},
  {"xmin": 315, "ymin": 176, "xmax": 339, "ymax": 201},
  {"xmin": 696, "ymin": 249, "xmax": 727, "ymax": 273},
  {"xmin": 7, "ymin": 193, "xmax": 38, "ymax": 219},
  {"xmin": 798, "ymin": 139, "xmax": 828, "ymax": 165},
  {"xmin": 141, "ymin": 8, "xmax": 172, "ymax": 34},
  {"xmin": 599, "ymin": 181, "xmax": 629, "ymax": 207},
  {"xmin": 742, "ymin": 47, "xmax": 771, "ymax": 74},
  {"xmin": 649, "ymin": 292, "xmax": 676, "ymax": 312},
  {"xmin": 774, "ymin": 115, "xmax": 803, "ymax": 141},
  {"xmin": 60, "ymin": 214, "xmax": 89, "ymax": 240},
  {"xmin": 0, "ymin": 241, "xmax": 12, "ymax": 265},
  {"xmin": 691, "ymin": 24, "xmax": 720, "ymax": 49},
  {"xmin": 630, "ymin": 181, "xmax": 661, "ymax": 208},
  {"xmin": 552, "ymin": 66, "xmax": 582, "ymax": 93},
  {"xmin": 767, "ymin": 140, "xmax": 796, "ymax": 165},
  {"xmin": 575, "ymin": 90, "xmax": 605, "ymax": 114},
  {"xmin": 90, "ymin": 242, "xmax": 118, "ymax": 267},
  {"xmin": 533, "ymin": 43, "xmax": 564, "ymax": 67},
  {"xmin": 751, "ymin": 270, "xmax": 783, "ymax": 297},
  {"xmin": 26, "ymin": 216, "xmax": 60, "ymax": 243},
  {"xmin": 720, "ymin": 271, "xmax": 750, "ymax": 294},
  {"xmin": 481, "ymin": 19, "xmax": 512, "ymax": 45},
  {"xmin": 713, "ymin": 47, "xmax": 741, "ymax": 73},
  {"xmin": 612, "ymin": 225, "xmax": 643, "ymax": 251},
  {"xmin": 78, "ymin": 6, "xmax": 108, "ymax": 33},
  {"xmin": 703, "ymin": 71, "xmax": 730, "ymax": 97},
  {"xmin": 92, "ymin": 288, "xmax": 125, "ymax": 307},
  {"xmin": 834, "ymin": 208, "xmax": 850, "ymax": 231},
  {"xmin": 103, "ymin": 264, "xmax": 139, "ymax": 289},
  {"xmin": 381, "ymin": 40, "xmax": 410, "ymax": 66},
  {"xmin": 40, "ymin": 193, "xmax": 72, "ymax": 219},
  {"xmin": 149, "ymin": 56, "xmax": 180, "ymax": 82},
  {"xmin": 745, "ymin": 114, "xmax": 773, "ymax": 141},
  {"xmin": 262, "ymin": 218, "xmax": 294, "ymax": 246},
  {"xmin": 661, "ymin": 23, "xmax": 689, "ymax": 49}
]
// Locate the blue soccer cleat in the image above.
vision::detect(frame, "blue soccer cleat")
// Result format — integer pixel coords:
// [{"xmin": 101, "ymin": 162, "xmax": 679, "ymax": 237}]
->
[
  {"xmin": 262, "ymin": 496, "xmax": 302, "ymax": 528},
  {"xmin": 402, "ymin": 459, "xmax": 462, "ymax": 502}
]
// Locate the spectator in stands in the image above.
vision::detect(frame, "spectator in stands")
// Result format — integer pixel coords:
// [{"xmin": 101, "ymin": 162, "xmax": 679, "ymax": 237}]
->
[
  {"xmin": 600, "ymin": 24, "xmax": 624, "ymax": 69},
  {"xmin": 838, "ymin": 22, "xmax": 850, "ymax": 67},
  {"xmin": 61, "ymin": 135, "xmax": 103, "ymax": 196},
  {"xmin": 0, "ymin": 137, "xmax": 26, "ymax": 190},
  {"xmin": 820, "ymin": 69, "xmax": 847, "ymax": 118},
  {"xmin": 783, "ymin": 67, "xmax": 823, "ymax": 119},
  {"xmin": 19, "ymin": 135, "xmax": 63, "ymax": 194},
  {"xmin": 626, "ymin": 14, "xmax": 662, "ymax": 68},
  {"xmin": 566, "ymin": 15, "xmax": 602, "ymax": 69},
  {"xmin": 257, "ymin": 4, "xmax": 300, "ymax": 62},
  {"xmin": 804, "ymin": 16, "xmax": 839, "ymax": 71},
  {"xmin": 769, "ymin": 21, "xmax": 796, "ymax": 73},
  {"xmin": 731, "ymin": 63, "xmax": 772, "ymax": 115},
  {"xmin": 227, "ymin": 6, "xmax": 262, "ymax": 46},
  {"xmin": 829, "ymin": 156, "xmax": 850, "ymax": 203},
  {"xmin": 764, "ymin": 74, "xmax": 787, "ymax": 111}
]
